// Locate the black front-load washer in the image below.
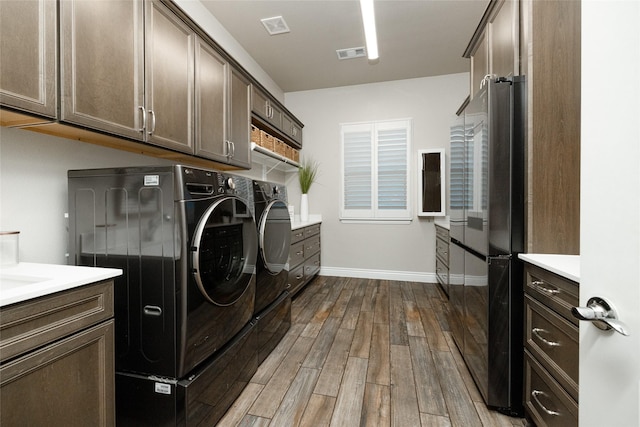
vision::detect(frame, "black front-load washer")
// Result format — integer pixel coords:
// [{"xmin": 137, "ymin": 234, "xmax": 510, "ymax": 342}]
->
[{"xmin": 68, "ymin": 165, "xmax": 258, "ymax": 373}]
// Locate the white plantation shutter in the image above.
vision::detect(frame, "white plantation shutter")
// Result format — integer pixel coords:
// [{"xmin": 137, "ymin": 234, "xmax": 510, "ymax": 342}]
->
[
  {"xmin": 343, "ymin": 127, "xmax": 373, "ymax": 212},
  {"xmin": 341, "ymin": 119, "xmax": 411, "ymax": 221}
]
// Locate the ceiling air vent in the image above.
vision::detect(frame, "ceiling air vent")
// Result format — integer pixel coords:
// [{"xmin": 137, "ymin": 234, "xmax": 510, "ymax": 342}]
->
[
  {"xmin": 261, "ymin": 16, "xmax": 290, "ymax": 35},
  {"xmin": 336, "ymin": 47, "xmax": 367, "ymax": 60}
]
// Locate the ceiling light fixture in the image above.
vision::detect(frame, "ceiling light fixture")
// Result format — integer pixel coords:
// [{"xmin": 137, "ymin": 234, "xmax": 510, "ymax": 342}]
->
[
  {"xmin": 261, "ymin": 16, "xmax": 290, "ymax": 35},
  {"xmin": 359, "ymin": 0, "xmax": 379, "ymax": 60}
]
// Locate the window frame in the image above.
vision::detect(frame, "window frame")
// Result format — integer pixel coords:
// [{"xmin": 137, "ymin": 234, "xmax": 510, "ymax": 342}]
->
[{"xmin": 340, "ymin": 118, "xmax": 412, "ymax": 223}]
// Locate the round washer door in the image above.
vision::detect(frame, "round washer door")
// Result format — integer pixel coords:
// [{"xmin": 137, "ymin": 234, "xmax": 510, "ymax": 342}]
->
[
  {"xmin": 192, "ymin": 196, "xmax": 258, "ymax": 306},
  {"xmin": 259, "ymin": 200, "xmax": 292, "ymax": 274}
]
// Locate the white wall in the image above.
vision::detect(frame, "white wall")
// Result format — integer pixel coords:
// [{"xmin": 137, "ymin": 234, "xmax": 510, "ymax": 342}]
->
[
  {"xmin": 285, "ymin": 73, "xmax": 469, "ymax": 281},
  {"xmin": 0, "ymin": 127, "xmax": 173, "ymax": 264}
]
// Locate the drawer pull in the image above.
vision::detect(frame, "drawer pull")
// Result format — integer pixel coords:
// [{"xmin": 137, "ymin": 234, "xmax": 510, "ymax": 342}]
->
[
  {"xmin": 531, "ymin": 390, "xmax": 561, "ymax": 416},
  {"xmin": 296, "ymin": 274, "xmax": 303, "ymax": 280},
  {"xmin": 296, "ymin": 251, "xmax": 303, "ymax": 256},
  {"xmin": 532, "ymin": 328, "xmax": 561, "ymax": 347},
  {"xmin": 532, "ymin": 280, "xmax": 560, "ymax": 295}
]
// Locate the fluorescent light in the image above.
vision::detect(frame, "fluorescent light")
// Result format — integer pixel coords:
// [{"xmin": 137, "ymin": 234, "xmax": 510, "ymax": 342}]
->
[{"xmin": 359, "ymin": 0, "xmax": 379, "ymax": 60}]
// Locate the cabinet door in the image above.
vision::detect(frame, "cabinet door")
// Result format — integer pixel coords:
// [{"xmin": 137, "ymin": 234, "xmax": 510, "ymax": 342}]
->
[
  {"xmin": 251, "ymin": 85, "xmax": 281, "ymax": 128},
  {"xmin": 251, "ymin": 86, "xmax": 270, "ymax": 122},
  {"xmin": 60, "ymin": 0, "xmax": 144, "ymax": 140},
  {"xmin": 291, "ymin": 121, "xmax": 303, "ymax": 146},
  {"xmin": 281, "ymin": 114, "xmax": 302, "ymax": 148},
  {"xmin": 227, "ymin": 67, "xmax": 251, "ymax": 168},
  {"xmin": 0, "ymin": 0, "xmax": 56, "ymax": 118},
  {"xmin": 470, "ymin": 32, "xmax": 489, "ymax": 97},
  {"xmin": 195, "ymin": 37, "xmax": 228, "ymax": 162},
  {"xmin": 0, "ymin": 320, "xmax": 115, "ymax": 427},
  {"xmin": 490, "ymin": 0, "xmax": 519, "ymax": 79},
  {"xmin": 268, "ymin": 100, "xmax": 283, "ymax": 129},
  {"xmin": 145, "ymin": 0, "xmax": 194, "ymax": 153}
]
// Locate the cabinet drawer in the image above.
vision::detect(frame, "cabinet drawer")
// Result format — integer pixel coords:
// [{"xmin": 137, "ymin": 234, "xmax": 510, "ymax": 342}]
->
[
  {"xmin": 288, "ymin": 263, "xmax": 305, "ymax": 291},
  {"xmin": 0, "ymin": 280, "xmax": 114, "ymax": 363},
  {"xmin": 435, "ymin": 225, "xmax": 449, "ymax": 241},
  {"xmin": 304, "ymin": 252, "xmax": 321, "ymax": 278},
  {"xmin": 525, "ymin": 350, "xmax": 578, "ymax": 427},
  {"xmin": 436, "ymin": 257, "xmax": 449, "ymax": 287},
  {"xmin": 291, "ymin": 228, "xmax": 305, "ymax": 244},
  {"xmin": 289, "ymin": 241, "xmax": 305, "ymax": 268},
  {"xmin": 305, "ymin": 235, "xmax": 321, "ymax": 257},
  {"xmin": 525, "ymin": 295, "xmax": 578, "ymax": 400},
  {"xmin": 525, "ymin": 264, "xmax": 579, "ymax": 325},
  {"xmin": 304, "ymin": 223, "xmax": 321, "ymax": 238},
  {"xmin": 436, "ymin": 237, "xmax": 449, "ymax": 266}
]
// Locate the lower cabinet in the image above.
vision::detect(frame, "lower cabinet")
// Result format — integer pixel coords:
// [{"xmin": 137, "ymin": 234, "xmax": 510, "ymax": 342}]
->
[
  {"xmin": 289, "ymin": 223, "xmax": 321, "ymax": 296},
  {"xmin": 0, "ymin": 280, "xmax": 115, "ymax": 426},
  {"xmin": 434, "ymin": 224, "xmax": 450, "ymax": 297},
  {"xmin": 523, "ymin": 263, "xmax": 579, "ymax": 427}
]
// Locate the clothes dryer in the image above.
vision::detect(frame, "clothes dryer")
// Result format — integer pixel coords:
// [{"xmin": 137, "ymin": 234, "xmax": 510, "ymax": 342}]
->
[
  {"xmin": 252, "ymin": 180, "xmax": 292, "ymax": 363},
  {"xmin": 252, "ymin": 180, "xmax": 292, "ymax": 314}
]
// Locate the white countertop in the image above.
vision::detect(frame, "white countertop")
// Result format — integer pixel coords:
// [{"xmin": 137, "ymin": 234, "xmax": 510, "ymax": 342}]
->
[
  {"xmin": 291, "ymin": 214, "xmax": 322, "ymax": 230},
  {"xmin": 0, "ymin": 262, "xmax": 123, "ymax": 307},
  {"xmin": 518, "ymin": 254, "xmax": 580, "ymax": 283},
  {"xmin": 434, "ymin": 217, "xmax": 450, "ymax": 230}
]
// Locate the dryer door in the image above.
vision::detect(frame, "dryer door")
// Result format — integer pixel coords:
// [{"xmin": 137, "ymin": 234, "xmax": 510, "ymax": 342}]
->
[
  {"xmin": 192, "ymin": 196, "xmax": 258, "ymax": 306},
  {"xmin": 259, "ymin": 200, "xmax": 292, "ymax": 275}
]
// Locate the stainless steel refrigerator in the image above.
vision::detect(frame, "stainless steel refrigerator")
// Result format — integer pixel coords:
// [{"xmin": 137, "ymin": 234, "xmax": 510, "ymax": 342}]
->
[{"xmin": 449, "ymin": 76, "xmax": 525, "ymax": 416}]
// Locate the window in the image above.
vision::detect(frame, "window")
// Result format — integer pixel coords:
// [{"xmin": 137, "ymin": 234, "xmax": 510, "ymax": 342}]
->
[{"xmin": 341, "ymin": 119, "xmax": 412, "ymax": 222}]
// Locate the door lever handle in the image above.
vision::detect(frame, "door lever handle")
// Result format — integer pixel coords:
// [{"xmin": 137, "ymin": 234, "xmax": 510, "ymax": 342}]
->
[{"xmin": 572, "ymin": 296, "xmax": 630, "ymax": 336}]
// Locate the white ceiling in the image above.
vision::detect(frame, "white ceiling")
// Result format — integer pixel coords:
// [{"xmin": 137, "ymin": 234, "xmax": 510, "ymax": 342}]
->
[{"xmin": 200, "ymin": 0, "xmax": 490, "ymax": 93}]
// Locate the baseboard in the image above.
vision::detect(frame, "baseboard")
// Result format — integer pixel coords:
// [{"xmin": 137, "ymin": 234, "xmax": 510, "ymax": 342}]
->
[{"xmin": 319, "ymin": 266, "xmax": 437, "ymax": 283}]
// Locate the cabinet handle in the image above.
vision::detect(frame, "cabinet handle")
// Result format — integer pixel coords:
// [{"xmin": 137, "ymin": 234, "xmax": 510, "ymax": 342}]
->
[
  {"xmin": 229, "ymin": 141, "xmax": 235, "ymax": 158},
  {"xmin": 138, "ymin": 106, "xmax": 146, "ymax": 133},
  {"xmin": 532, "ymin": 280, "xmax": 560, "ymax": 295},
  {"xmin": 531, "ymin": 390, "xmax": 561, "ymax": 416},
  {"xmin": 265, "ymin": 101, "xmax": 272, "ymax": 119},
  {"xmin": 296, "ymin": 251, "xmax": 303, "ymax": 256},
  {"xmin": 532, "ymin": 328, "xmax": 561, "ymax": 347},
  {"xmin": 148, "ymin": 110, "xmax": 156, "ymax": 135},
  {"xmin": 144, "ymin": 305, "xmax": 162, "ymax": 316},
  {"xmin": 296, "ymin": 274, "xmax": 303, "ymax": 280}
]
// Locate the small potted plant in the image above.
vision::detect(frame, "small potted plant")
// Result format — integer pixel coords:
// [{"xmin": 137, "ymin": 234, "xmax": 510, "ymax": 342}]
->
[{"xmin": 298, "ymin": 158, "xmax": 319, "ymax": 221}]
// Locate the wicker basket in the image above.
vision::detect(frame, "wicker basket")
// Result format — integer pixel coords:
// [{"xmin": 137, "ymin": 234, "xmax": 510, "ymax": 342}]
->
[
  {"xmin": 259, "ymin": 130, "xmax": 275, "ymax": 151},
  {"xmin": 290, "ymin": 148, "xmax": 300, "ymax": 163},
  {"xmin": 251, "ymin": 125, "xmax": 260, "ymax": 145},
  {"xmin": 274, "ymin": 139, "xmax": 287, "ymax": 157}
]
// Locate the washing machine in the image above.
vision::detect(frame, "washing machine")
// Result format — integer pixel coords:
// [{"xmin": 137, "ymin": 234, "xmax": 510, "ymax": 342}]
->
[
  {"xmin": 252, "ymin": 180, "xmax": 292, "ymax": 363},
  {"xmin": 68, "ymin": 166, "xmax": 259, "ymax": 425}
]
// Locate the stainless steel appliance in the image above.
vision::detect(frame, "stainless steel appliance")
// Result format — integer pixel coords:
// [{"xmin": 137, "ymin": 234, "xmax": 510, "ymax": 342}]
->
[
  {"xmin": 448, "ymin": 76, "xmax": 525, "ymax": 416},
  {"xmin": 68, "ymin": 166, "xmax": 259, "ymax": 425},
  {"xmin": 251, "ymin": 180, "xmax": 292, "ymax": 363}
]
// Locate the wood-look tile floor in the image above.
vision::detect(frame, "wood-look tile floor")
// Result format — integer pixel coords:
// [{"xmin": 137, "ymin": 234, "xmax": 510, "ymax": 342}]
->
[{"xmin": 219, "ymin": 276, "xmax": 527, "ymax": 427}]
